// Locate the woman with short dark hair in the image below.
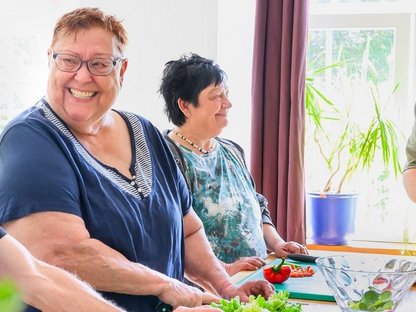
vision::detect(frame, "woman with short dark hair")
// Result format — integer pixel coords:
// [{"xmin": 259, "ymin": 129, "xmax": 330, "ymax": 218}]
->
[{"xmin": 161, "ymin": 54, "xmax": 308, "ymax": 275}]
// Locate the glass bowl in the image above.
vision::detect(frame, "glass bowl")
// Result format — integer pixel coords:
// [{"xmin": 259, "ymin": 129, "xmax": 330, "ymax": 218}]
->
[{"xmin": 316, "ymin": 255, "xmax": 416, "ymax": 311}]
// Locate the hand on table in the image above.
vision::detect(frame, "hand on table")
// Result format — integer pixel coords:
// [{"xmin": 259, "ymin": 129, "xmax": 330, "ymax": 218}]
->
[
  {"xmin": 225, "ymin": 256, "xmax": 266, "ymax": 276},
  {"xmin": 158, "ymin": 277, "xmax": 220, "ymax": 309},
  {"xmin": 273, "ymin": 241, "xmax": 308, "ymax": 258},
  {"xmin": 221, "ymin": 279, "xmax": 275, "ymax": 302}
]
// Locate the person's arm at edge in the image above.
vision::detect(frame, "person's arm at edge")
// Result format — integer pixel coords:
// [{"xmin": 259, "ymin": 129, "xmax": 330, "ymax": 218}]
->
[
  {"xmin": 403, "ymin": 103, "xmax": 416, "ymax": 202},
  {"xmin": 403, "ymin": 168, "xmax": 416, "ymax": 203},
  {"xmin": 0, "ymin": 233, "xmax": 125, "ymax": 312}
]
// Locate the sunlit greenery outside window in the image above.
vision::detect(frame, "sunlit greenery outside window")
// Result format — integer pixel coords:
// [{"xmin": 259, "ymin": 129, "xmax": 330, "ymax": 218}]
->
[{"xmin": 306, "ymin": 0, "xmax": 416, "ymax": 244}]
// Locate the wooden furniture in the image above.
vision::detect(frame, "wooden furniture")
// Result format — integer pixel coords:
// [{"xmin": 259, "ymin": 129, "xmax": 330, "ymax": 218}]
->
[{"xmin": 230, "ymin": 251, "xmax": 416, "ymax": 312}]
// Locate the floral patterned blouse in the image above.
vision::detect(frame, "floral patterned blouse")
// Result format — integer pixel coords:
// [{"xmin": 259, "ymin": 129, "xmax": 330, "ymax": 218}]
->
[{"xmin": 178, "ymin": 141, "xmax": 267, "ymax": 263}]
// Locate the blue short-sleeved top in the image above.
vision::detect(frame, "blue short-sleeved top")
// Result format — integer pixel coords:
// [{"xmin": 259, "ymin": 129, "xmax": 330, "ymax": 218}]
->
[
  {"xmin": 0, "ymin": 226, "xmax": 5, "ymax": 239},
  {"xmin": 0, "ymin": 98, "xmax": 192, "ymax": 312}
]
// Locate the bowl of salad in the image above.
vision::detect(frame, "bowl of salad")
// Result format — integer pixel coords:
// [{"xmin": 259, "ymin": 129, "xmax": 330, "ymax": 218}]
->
[{"xmin": 316, "ymin": 255, "xmax": 416, "ymax": 312}]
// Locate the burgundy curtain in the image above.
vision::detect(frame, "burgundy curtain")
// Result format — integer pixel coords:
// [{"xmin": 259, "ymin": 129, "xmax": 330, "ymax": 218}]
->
[{"xmin": 251, "ymin": 0, "xmax": 308, "ymax": 243}]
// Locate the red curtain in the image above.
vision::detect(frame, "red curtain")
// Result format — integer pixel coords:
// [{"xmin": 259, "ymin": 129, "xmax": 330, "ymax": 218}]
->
[{"xmin": 251, "ymin": 0, "xmax": 308, "ymax": 243}]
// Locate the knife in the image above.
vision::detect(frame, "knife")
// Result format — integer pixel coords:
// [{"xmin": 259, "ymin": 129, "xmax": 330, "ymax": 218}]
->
[{"xmin": 287, "ymin": 253, "xmax": 319, "ymax": 263}]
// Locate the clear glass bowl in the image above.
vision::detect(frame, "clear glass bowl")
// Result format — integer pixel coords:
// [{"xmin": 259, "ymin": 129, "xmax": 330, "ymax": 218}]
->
[{"xmin": 316, "ymin": 255, "xmax": 416, "ymax": 312}]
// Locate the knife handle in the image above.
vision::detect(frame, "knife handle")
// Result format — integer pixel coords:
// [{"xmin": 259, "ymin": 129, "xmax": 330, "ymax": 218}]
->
[{"xmin": 287, "ymin": 253, "xmax": 318, "ymax": 263}]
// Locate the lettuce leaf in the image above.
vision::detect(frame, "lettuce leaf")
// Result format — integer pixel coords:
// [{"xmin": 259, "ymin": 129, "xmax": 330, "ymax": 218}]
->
[{"xmin": 211, "ymin": 291, "xmax": 302, "ymax": 312}]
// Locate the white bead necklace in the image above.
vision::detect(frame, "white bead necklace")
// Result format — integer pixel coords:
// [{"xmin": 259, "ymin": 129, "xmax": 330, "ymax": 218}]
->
[{"xmin": 172, "ymin": 130, "xmax": 214, "ymax": 154}]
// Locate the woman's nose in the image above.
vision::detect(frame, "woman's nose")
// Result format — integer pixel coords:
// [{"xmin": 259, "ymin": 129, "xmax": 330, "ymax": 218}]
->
[
  {"xmin": 74, "ymin": 62, "xmax": 93, "ymax": 83},
  {"xmin": 223, "ymin": 96, "xmax": 232, "ymax": 108}
]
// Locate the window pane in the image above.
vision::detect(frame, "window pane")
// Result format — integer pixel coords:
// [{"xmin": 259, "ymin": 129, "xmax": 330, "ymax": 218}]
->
[
  {"xmin": 308, "ymin": 29, "xmax": 395, "ymax": 83},
  {"xmin": 332, "ymin": 29, "xmax": 394, "ymax": 83},
  {"xmin": 305, "ymin": 26, "xmax": 413, "ymax": 243}
]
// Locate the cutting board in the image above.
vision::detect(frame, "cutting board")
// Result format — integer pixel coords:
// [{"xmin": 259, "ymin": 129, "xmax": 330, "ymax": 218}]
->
[{"xmin": 236, "ymin": 258, "xmax": 335, "ymax": 302}]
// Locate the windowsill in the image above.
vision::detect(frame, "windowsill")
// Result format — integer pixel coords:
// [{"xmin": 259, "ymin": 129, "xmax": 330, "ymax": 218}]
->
[{"xmin": 306, "ymin": 240, "xmax": 416, "ymax": 256}]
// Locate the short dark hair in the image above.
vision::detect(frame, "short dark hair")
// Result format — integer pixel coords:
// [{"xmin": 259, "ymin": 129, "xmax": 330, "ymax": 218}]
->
[{"xmin": 159, "ymin": 53, "xmax": 226, "ymax": 126}]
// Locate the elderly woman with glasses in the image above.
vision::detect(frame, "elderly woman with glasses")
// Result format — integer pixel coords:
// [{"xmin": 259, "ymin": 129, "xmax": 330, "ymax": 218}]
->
[
  {"xmin": 161, "ymin": 54, "xmax": 308, "ymax": 276},
  {"xmin": 0, "ymin": 8, "xmax": 273, "ymax": 312}
]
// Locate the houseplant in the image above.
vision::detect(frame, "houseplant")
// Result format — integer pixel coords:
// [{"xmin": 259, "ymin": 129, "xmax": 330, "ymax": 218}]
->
[{"xmin": 305, "ymin": 59, "xmax": 402, "ymax": 245}]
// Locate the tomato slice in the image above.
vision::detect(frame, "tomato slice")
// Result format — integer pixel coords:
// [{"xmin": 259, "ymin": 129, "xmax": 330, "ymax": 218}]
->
[{"xmin": 289, "ymin": 264, "xmax": 315, "ymax": 278}]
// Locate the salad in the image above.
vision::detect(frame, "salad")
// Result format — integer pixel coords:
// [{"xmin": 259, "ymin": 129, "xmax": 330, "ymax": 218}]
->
[{"xmin": 211, "ymin": 290, "xmax": 302, "ymax": 312}]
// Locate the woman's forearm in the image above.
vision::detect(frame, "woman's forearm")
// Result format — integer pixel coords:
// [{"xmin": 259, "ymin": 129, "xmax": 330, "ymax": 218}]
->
[
  {"xmin": 0, "ymin": 234, "xmax": 126, "ymax": 312},
  {"xmin": 263, "ymin": 223, "xmax": 286, "ymax": 252},
  {"xmin": 26, "ymin": 260, "xmax": 126, "ymax": 312},
  {"xmin": 52, "ymin": 237, "xmax": 173, "ymax": 296},
  {"xmin": 4, "ymin": 212, "xmax": 172, "ymax": 298}
]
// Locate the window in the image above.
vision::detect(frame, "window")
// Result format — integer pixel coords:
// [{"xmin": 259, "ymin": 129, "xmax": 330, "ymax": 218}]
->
[{"xmin": 307, "ymin": 0, "xmax": 416, "ymax": 243}]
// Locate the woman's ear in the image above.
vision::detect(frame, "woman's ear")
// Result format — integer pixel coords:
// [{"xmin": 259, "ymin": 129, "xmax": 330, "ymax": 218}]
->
[
  {"xmin": 119, "ymin": 59, "xmax": 128, "ymax": 87},
  {"xmin": 177, "ymin": 98, "xmax": 191, "ymax": 117}
]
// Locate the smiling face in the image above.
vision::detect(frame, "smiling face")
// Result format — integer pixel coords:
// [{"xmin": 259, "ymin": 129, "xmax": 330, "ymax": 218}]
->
[
  {"xmin": 186, "ymin": 83, "xmax": 232, "ymax": 137},
  {"xmin": 46, "ymin": 26, "xmax": 127, "ymax": 131}
]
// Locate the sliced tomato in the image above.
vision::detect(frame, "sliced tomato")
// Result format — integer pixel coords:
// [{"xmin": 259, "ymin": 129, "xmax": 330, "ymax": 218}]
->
[{"xmin": 289, "ymin": 264, "xmax": 315, "ymax": 278}]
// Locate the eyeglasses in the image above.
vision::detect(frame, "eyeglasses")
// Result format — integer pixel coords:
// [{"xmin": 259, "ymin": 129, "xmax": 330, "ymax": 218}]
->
[{"xmin": 51, "ymin": 51, "xmax": 123, "ymax": 76}]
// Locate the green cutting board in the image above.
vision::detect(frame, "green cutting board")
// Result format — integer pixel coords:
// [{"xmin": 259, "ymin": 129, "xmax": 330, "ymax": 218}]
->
[{"xmin": 236, "ymin": 258, "xmax": 335, "ymax": 302}]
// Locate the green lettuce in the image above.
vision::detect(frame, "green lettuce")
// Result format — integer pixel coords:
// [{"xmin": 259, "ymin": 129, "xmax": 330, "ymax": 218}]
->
[{"xmin": 211, "ymin": 291, "xmax": 302, "ymax": 312}]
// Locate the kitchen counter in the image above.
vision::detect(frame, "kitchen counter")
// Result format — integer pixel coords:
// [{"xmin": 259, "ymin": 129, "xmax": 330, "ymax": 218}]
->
[{"xmin": 230, "ymin": 250, "xmax": 416, "ymax": 311}]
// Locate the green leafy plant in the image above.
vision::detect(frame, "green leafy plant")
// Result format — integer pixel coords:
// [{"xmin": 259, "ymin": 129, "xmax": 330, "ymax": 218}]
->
[
  {"xmin": 305, "ymin": 57, "xmax": 402, "ymax": 194},
  {"xmin": 0, "ymin": 280, "xmax": 25, "ymax": 312}
]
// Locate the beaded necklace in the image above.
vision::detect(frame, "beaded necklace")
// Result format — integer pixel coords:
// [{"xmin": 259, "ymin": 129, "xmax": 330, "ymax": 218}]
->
[{"xmin": 172, "ymin": 130, "xmax": 214, "ymax": 154}]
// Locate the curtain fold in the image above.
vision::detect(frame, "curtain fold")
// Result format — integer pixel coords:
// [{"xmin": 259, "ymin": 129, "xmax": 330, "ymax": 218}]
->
[{"xmin": 251, "ymin": 0, "xmax": 308, "ymax": 243}]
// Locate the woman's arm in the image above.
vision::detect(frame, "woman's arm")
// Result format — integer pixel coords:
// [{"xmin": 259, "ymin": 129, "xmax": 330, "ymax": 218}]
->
[
  {"xmin": 263, "ymin": 224, "xmax": 307, "ymax": 258},
  {"xmin": 0, "ymin": 233, "xmax": 125, "ymax": 312},
  {"xmin": 3, "ymin": 211, "xmax": 214, "ymax": 309}
]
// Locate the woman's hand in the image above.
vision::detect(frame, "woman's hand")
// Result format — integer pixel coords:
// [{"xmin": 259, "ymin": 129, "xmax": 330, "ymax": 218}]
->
[
  {"xmin": 158, "ymin": 278, "xmax": 220, "ymax": 309},
  {"xmin": 273, "ymin": 241, "xmax": 308, "ymax": 258},
  {"xmin": 224, "ymin": 256, "xmax": 266, "ymax": 276},
  {"xmin": 220, "ymin": 280, "xmax": 275, "ymax": 302}
]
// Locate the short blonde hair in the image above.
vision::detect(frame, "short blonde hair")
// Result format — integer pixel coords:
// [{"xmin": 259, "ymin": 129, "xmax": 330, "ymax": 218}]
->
[{"xmin": 51, "ymin": 7, "xmax": 128, "ymax": 54}]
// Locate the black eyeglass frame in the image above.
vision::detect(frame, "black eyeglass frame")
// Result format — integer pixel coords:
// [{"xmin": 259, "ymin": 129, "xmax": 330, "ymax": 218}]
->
[{"xmin": 51, "ymin": 51, "xmax": 124, "ymax": 76}]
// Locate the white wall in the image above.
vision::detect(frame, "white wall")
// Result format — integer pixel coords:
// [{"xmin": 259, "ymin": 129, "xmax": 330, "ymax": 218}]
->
[
  {"xmin": 84, "ymin": 0, "xmax": 220, "ymax": 131},
  {"xmin": 217, "ymin": 0, "xmax": 255, "ymax": 157},
  {"xmin": 0, "ymin": 0, "xmax": 254, "ymax": 157}
]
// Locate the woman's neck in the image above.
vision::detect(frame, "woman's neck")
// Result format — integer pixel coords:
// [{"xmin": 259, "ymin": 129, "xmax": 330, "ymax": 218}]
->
[{"xmin": 171, "ymin": 126, "xmax": 215, "ymax": 154}]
